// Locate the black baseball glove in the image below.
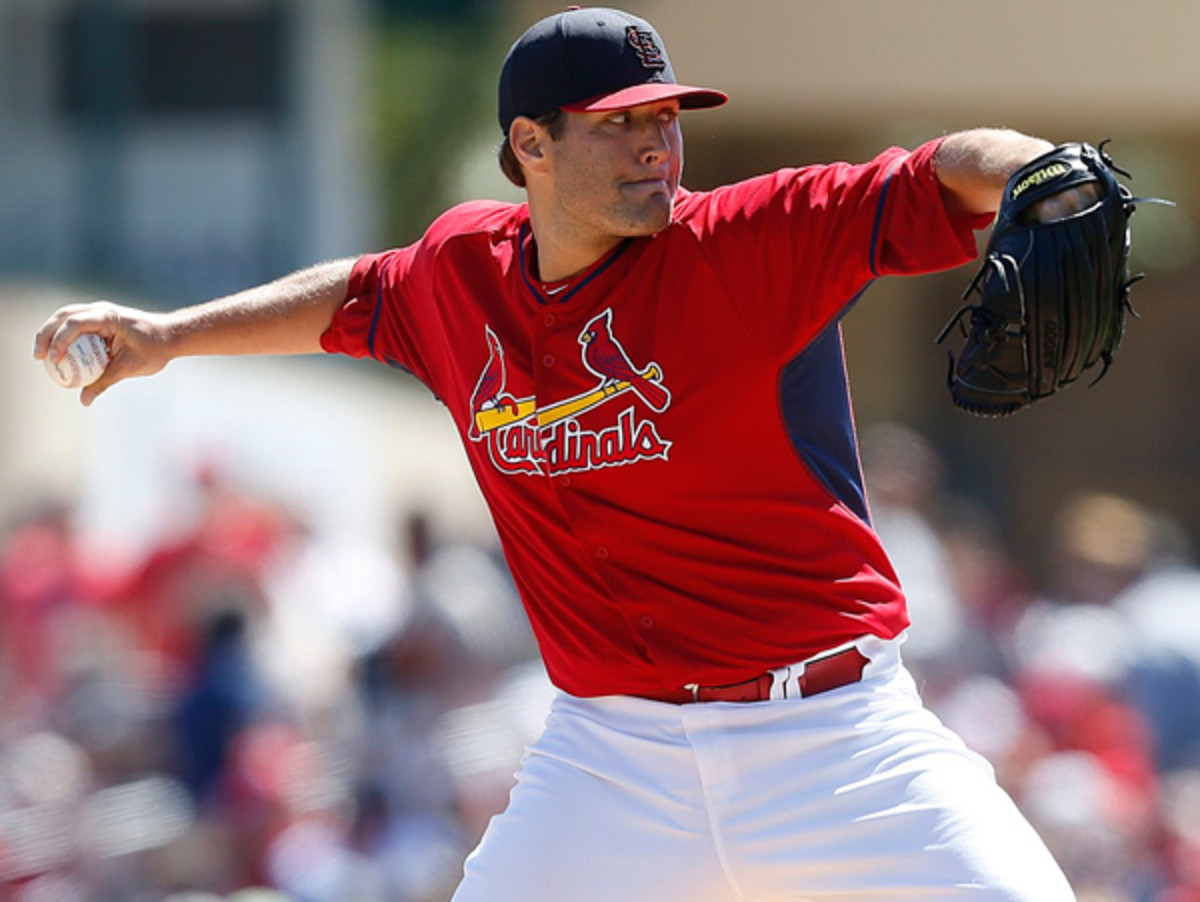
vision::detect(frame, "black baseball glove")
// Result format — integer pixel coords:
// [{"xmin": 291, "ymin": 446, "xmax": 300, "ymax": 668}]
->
[{"xmin": 937, "ymin": 141, "xmax": 1162, "ymax": 417}]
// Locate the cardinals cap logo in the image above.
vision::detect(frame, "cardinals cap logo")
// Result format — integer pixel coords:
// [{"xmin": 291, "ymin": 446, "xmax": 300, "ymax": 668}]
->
[{"xmin": 626, "ymin": 26, "xmax": 666, "ymax": 69}]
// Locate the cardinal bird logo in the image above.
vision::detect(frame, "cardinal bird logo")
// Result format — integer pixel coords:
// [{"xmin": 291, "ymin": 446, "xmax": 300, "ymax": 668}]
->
[
  {"xmin": 579, "ymin": 309, "xmax": 671, "ymax": 413},
  {"xmin": 468, "ymin": 326, "xmax": 522, "ymax": 439}
]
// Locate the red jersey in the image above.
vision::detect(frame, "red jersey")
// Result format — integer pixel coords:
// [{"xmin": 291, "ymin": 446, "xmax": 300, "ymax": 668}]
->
[{"xmin": 321, "ymin": 139, "xmax": 987, "ymax": 698}]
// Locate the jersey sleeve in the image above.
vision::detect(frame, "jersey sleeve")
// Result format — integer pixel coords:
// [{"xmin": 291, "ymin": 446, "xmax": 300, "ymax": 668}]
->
[
  {"xmin": 319, "ymin": 201, "xmax": 518, "ymax": 389},
  {"xmin": 674, "ymin": 138, "xmax": 991, "ymax": 352},
  {"xmin": 319, "ymin": 244, "xmax": 429, "ymax": 381},
  {"xmin": 871, "ymin": 139, "xmax": 995, "ymax": 275}
]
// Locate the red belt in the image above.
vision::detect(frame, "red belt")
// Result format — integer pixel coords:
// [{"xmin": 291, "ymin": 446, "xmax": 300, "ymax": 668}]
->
[{"xmin": 658, "ymin": 646, "xmax": 869, "ymax": 704}]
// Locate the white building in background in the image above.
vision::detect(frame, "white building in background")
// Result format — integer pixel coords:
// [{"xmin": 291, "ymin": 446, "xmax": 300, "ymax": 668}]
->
[
  {"xmin": 0, "ymin": 1, "xmax": 498, "ymax": 556},
  {"xmin": 0, "ymin": 0, "xmax": 375, "ymax": 305}
]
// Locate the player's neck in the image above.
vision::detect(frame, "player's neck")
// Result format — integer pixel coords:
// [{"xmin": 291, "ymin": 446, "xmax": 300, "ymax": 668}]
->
[{"xmin": 527, "ymin": 212, "xmax": 625, "ymax": 283}]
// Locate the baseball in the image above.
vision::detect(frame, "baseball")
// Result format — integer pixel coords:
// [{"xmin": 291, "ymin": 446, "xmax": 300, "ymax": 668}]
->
[{"xmin": 45, "ymin": 333, "xmax": 110, "ymax": 389}]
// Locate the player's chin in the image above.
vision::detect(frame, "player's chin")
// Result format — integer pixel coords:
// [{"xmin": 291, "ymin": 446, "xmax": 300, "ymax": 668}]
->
[{"xmin": 615, "ymin": 194, "xmax": 674, "ymax": 236}]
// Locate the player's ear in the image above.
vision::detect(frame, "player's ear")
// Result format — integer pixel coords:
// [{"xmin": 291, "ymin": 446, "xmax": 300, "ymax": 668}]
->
[{"xmin": 510, "ymin": 117, "xmax": 551, "ymax": 176}]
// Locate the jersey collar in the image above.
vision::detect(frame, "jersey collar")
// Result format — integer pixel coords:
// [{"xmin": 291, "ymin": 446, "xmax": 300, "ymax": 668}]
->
[{"xmin": 518, "ymin": 222, "xmax": 632, "ymax": 305}]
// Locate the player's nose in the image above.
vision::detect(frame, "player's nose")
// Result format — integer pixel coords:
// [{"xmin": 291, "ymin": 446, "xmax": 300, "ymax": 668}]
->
[{"xmin": 635, "ymin": 120, "xmax": 673, "ymax": 166}]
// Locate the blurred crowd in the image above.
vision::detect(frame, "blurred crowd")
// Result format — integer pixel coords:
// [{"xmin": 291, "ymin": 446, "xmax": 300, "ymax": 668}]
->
[{"xmin": 2, "ymin": 424, "xmax": 1199, "ymax": 901}]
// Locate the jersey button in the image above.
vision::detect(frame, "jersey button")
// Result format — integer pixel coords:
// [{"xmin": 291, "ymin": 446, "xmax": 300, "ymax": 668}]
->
[
  {"xmin": 558, "ymin": 475, "xmax": 572, "ymax": 488},
  {"xmin": 639, "ymin": 615, "xmax": 655, "ymax": 629},
  {"xmin": 542, "ymin": 353, "xmax": 556, "ymax": 368},
  {"xmin": 594, "ymin": 546, "xmax": 610, "ymax": 560},
  {"xmin": 544, "ymin": 313, "xmax": 557, "ymax": 327}
]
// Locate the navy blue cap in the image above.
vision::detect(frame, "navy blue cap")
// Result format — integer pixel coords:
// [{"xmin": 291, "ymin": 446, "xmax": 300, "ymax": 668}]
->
[{"xmin": 498, "ymin": 6, "xmax": 727, "ymax": 135}]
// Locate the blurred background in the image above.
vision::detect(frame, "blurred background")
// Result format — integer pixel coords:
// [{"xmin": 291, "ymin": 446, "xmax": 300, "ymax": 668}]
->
[{"xmin": 1, "ymin": 0, "xmax": 1198, "ymax": 899}]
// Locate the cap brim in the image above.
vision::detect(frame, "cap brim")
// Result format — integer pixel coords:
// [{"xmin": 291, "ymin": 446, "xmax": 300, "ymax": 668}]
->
[{"xmin": 561, "ymin": 82, "xmax": 728, "ymax": 114}]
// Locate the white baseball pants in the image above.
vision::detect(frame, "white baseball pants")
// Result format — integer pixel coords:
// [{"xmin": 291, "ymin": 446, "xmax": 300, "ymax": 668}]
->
[{"xmin": 451, "ymin": 636, "xmax": 1075, "ymax": 901}]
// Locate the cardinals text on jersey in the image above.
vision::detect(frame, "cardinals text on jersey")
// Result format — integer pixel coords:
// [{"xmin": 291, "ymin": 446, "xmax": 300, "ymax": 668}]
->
[{"xmin": 469, "ymin": 308, "xmax": 672, "ymax": 477}]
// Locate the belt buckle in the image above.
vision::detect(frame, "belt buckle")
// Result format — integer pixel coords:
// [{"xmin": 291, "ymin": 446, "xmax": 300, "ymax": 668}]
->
[
  {"xmin": 767, "ymin": 663, "xmax": 795, "ymax": 700},
  {"xmin": 683, "ymin": 682, "xmax": 701, "ymax": 702}
]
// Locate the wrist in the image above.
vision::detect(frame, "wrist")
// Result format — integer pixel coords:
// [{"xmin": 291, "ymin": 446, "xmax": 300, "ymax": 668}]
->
[{"xmin": 935, "ymin": 130, "xmax": 1054, "ymax": 216}]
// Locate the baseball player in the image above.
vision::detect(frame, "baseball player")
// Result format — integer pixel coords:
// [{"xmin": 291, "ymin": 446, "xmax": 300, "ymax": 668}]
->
[{"xmin": 35, "ymin": 7, "xmax": 1086, "ymax": 900}]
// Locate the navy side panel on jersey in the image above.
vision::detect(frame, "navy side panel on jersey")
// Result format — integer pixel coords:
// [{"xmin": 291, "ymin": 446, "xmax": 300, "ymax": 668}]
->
[{"xmin": 777, "ymin": 322, "xmax": 869, "ymax": 524}]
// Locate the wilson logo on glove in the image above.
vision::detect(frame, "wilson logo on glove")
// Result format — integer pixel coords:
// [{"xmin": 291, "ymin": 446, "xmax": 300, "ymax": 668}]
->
[{"xmin": 1010, "ymin": 162, "xmax": 1071, "ymax": 200}]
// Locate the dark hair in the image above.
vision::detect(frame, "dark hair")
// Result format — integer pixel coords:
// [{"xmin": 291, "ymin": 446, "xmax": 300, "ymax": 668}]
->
[{"xmin": 498, "ymin": 110, "xmax": 565, "ymax": 188}]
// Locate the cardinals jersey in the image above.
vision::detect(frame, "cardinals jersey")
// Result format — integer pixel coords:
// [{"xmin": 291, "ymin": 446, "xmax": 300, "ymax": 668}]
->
[{"xmin": 321, "ymin": 139, "xmax": 989, "ymax": 698}]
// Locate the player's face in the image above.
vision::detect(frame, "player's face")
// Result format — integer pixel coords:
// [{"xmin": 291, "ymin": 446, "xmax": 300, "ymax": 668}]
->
[{"xmin": 545, "ymin": 100, "xmax": 684, "ymax": 242}]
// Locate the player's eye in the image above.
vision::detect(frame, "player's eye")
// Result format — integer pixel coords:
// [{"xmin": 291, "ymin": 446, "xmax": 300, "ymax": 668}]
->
[{"xmin": 605, "ymin": 111, "xmax": 630, "ymax": 125}]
